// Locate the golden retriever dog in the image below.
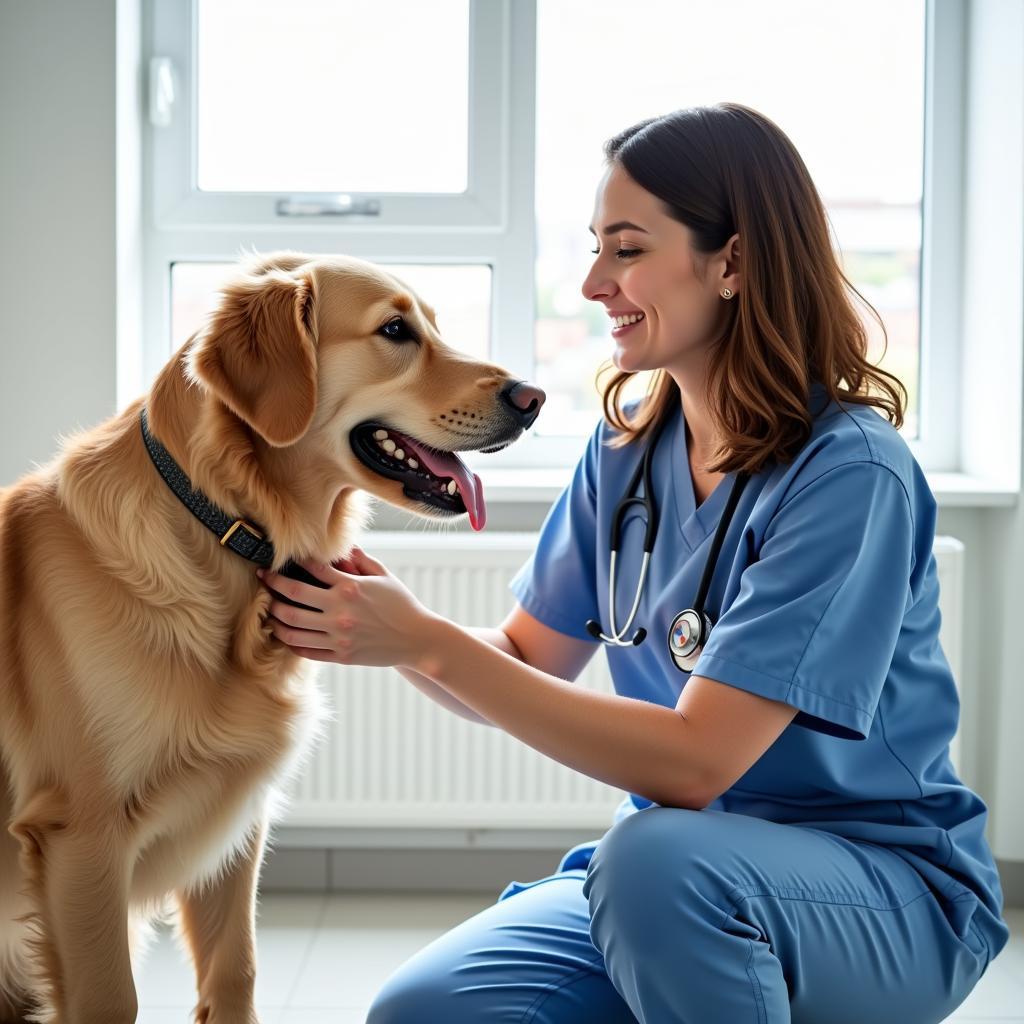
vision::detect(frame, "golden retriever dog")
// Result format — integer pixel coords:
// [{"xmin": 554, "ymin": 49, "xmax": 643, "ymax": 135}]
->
[{"xmin": 0, "ymin": 251, "xmax": 544, "ymax": 1023}]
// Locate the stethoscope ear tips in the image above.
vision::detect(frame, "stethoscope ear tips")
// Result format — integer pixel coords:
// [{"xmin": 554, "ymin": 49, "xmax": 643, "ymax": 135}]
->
[
  {"xmin": 632, "ymin": 628, "xmax": 646, "ymax": 645},
  {"xmin": 585, "ymin": 619, "xmax": 603, "ymax": 640}
]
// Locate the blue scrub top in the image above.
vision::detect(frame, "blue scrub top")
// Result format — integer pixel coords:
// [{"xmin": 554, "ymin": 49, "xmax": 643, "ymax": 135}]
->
[{"xmin": 509, "ymin": 381, "xmax": 1008, "ymax": 960}]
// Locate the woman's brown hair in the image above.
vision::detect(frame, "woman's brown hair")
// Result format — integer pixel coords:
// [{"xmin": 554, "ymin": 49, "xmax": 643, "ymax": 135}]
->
[{"xmin": 596, "ymin": 103, "xmax": 907, "ymax": 474}]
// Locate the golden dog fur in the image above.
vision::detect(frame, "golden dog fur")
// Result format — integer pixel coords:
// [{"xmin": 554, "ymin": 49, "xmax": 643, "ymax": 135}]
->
[{"xmin": 0, "ymin": 252, "xmax": 527, "ymax": 1023}]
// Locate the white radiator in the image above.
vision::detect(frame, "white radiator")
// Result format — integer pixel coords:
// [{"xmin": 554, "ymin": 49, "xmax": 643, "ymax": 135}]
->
[{"xmin": 282, "ymin": 532, "xmax": 966, "ymax": 830}]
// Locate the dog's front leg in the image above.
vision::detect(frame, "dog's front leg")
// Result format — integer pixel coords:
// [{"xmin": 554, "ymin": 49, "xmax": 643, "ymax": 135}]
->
[
  {"xmin": 177, "ymin": 817, "xmax": 268, "ymax": 1024},
  {"xmin": 11, "ymin": 807, "xmax": 137, "ymax": 1024}
]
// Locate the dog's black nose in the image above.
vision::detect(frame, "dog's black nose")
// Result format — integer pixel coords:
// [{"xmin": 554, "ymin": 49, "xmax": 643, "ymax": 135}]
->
[{"xmin": 499, "ymin": 380, "xmax": 546, "ymax": 430}]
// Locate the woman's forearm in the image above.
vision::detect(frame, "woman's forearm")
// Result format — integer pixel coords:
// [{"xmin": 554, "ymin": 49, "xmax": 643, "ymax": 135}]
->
[
  {"xmin": 395, "ymin": 626, "xmax": 522, "ymax": 726},
  {"xmin": 413, "ymin": 618, "xmax": 709, "ymax": 809}
]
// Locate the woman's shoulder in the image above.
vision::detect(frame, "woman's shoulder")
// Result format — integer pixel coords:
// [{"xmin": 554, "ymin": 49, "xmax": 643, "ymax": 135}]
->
[
  {"xmin": 808, "ymin": 385, "xmax": 913, "ymax": 470},
  {"xmin": 782, "ymin": 383, "xmax": 931, "ymax": 520}
]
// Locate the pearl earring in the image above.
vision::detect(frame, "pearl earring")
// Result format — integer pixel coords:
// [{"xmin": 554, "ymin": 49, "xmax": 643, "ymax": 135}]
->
[{"xmin": 721, "ymin": 288, "xmax": 733, "ymax": 299}]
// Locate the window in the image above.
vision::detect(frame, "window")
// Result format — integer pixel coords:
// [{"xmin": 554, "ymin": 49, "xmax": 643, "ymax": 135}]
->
[
  {"xmin": 195, "ymin": 0, "xmax": 470, "ymax": 194},
  {"xmin": 145, "ymin": 0, "xmax": 962, "ymax": 473}
]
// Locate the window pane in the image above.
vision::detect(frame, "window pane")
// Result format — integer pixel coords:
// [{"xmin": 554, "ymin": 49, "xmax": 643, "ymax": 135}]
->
[
  {"xmin": 170, "ymin": 261, "xmax": 491, "ymax": 360},
  {"xmin": 196, "ymin": 0, "xmax": 469, "ymax": 193},
  {"xmin": 535, "ymin": 0, "xmax": 925, "ymax": 437}
]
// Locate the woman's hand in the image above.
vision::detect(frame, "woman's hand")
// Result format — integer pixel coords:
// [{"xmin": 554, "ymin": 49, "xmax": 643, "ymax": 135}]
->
[{"xmin": 257, "ymin": 546, "xmax": 439, "ymax": 668}]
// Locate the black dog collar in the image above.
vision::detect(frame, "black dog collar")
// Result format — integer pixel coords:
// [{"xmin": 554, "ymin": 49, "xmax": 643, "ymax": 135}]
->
[
  {"xmin": 139, "ymin": 408, "xmax": 333, "ymax": 604},
  {"xmin": 140, "ymin": 406, "xmax": 276, "ymax": 566}
]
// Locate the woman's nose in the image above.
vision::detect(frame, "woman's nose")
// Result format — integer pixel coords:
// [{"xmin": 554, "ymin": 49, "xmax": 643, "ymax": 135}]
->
[
  {"xmin": 581, "ymin": 265, "xmax": 615, "ymax": 304},
  {"xmin": 499, "ymin": 380, "xmax": 546, "ymax": 429}
]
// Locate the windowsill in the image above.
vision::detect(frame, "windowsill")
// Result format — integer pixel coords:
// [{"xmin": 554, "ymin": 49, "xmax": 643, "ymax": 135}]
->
[
  {"xmin": 925, "ymin": 472, "xmax": 1019, "ymax": 508},
  {"xmin": 478, "ymin": 468, "xmax": 1019, "ymax": 508}
]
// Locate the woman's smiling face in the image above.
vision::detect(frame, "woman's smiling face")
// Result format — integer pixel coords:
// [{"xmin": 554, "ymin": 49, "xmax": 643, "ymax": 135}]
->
[{"xmin": 581, "ymin": 162, "xmax": 738, "ymax": 377}]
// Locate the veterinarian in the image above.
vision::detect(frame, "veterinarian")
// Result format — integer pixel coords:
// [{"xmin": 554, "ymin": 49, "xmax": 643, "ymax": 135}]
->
[{"xmin": 258, "ymin": 103, "xmax": 1009, "ymax": 1023}]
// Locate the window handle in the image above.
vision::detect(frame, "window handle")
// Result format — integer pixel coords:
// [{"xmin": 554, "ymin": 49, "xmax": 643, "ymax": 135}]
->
[
  {"xmin": 275, "ymin": 196, "xmax": 381, "ymax": 217},
  {"xmin": 148, "ymin": 57, "xmax": 176, "ymax": 127}
]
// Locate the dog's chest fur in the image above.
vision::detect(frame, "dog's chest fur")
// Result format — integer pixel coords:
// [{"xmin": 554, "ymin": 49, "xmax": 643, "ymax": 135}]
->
[{"xmin": 125, "ymin": 654, "xmax": 327, "ymax": 900}]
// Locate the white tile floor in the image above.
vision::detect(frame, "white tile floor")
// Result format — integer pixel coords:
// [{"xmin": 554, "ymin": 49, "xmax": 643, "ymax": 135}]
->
[{"xmin": 134, "ymin": 895, "xmax": 1024, "ymax": 1023}]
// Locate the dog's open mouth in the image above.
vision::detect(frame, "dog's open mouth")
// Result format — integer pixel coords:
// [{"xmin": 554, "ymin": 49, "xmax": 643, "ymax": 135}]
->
[{"xmin": 350, "ymin": 421, "xmax": 488, "ymax": 531}]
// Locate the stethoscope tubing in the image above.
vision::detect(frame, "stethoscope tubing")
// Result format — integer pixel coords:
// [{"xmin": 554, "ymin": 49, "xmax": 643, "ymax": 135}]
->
[
  {"xmin": 690, "ymin": 469, "xmax": 750, "ymax": 616},
  {"xmin": 602, "ymin": 548, "xmax": 652, "ymax": 645},
  {"xmin": 587, "ymin": 410, "xmax": 672, "ymax": 645},
  {"xmin": 586, "ymin": 406, "xmax": 750, "ymax": 649}
]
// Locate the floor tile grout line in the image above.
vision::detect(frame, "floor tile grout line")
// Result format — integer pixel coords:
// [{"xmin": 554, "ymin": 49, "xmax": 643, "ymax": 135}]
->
[{"xmin": 279, "ymin": 891, "xmax": 331, "ymax": 1011}]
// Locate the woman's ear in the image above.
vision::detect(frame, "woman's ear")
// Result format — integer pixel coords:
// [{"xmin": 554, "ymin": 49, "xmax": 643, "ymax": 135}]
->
[{"xmin": 188, "ymin": 268, "xmax": 319, "ymax": 447}]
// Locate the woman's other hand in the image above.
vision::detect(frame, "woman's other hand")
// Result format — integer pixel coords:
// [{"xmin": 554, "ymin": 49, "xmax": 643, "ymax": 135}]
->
[{"xmin": 257, "ymin": 546, "xmax": 439, "ymax": 668}]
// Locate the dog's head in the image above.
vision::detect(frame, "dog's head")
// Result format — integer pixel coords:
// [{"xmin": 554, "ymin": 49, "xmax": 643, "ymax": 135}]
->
[{"xmin": 186, "ymin": 251, "xmax": 544, "ymax": 532}]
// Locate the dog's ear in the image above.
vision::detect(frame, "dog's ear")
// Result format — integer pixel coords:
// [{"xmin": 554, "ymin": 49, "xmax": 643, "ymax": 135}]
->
[{"xmin": 189, "ymin": 268, "xmax": 319, "ymax": 447}]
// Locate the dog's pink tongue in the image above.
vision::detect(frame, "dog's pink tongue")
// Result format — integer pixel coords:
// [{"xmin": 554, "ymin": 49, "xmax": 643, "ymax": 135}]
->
[{"xmin": 397, "ymin": 436, "xmax": 487, "ymax": 531}]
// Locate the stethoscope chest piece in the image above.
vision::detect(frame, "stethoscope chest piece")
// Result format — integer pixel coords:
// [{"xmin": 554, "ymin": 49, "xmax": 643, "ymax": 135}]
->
[{"xmin": 667, "ymin": 608, "xmax": 712, "ymax": 673}]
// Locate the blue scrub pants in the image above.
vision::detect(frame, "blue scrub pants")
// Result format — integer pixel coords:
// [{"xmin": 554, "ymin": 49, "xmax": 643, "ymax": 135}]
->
[{"xmin": 366, "ymin": 807, "xmax": 991, "ymax": 1023}]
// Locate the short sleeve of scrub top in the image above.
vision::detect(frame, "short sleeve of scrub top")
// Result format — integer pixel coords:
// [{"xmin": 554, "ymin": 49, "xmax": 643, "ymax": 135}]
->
[{"xmin": 693, "ymin": 460, "xmax": 913, "ymax": 741}]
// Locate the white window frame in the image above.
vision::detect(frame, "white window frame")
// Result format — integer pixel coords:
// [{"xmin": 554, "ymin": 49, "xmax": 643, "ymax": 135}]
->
[
  {"xmin": 149, "ymin": 1, "xmax": 507, "ymax": 229},
  {"xmin": 915, "ymin": 0, "xmax": 966, "ymax": 472},
  {"xmin": 142, "ymin": 0, "xmax": 965, "ymax": 475}
]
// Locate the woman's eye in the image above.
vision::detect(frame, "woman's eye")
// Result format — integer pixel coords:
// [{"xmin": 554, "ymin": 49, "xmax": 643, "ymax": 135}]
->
[
  {"xmin": 590, "ymin": 248, "xmax": 641, "ymax": 260},
  {"xmin": 379, "ymin": 317, "xmax": 417, "ymax": 343}
]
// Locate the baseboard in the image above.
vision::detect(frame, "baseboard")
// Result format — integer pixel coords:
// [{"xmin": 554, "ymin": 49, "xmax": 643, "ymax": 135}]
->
[
  {"xmin": 259, "ymin": 845, "xmax": 570, "ymax": 894},
  {"xmin": 258, "ymin": 843, "xmax": 1024, "ymax": 908}
]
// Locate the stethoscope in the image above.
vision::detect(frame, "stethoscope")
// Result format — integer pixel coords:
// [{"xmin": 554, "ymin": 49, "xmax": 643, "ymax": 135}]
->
[{"xmin": 585, "ymin": 409, "xmax": 750, "ymax": 672}]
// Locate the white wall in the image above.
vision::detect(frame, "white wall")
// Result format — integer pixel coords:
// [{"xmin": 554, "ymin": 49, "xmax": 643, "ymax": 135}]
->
[
  {"xmin": 1, "ymin": 0, "xmax": 1021, "ymax": 882},
  {"xmin": 0, "ymin": 0, "xmax": 118, "ymax": 482}
]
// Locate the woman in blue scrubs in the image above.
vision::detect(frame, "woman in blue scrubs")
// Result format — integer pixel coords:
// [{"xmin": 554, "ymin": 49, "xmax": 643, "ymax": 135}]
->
[{"xmin": 260, "ymin": 103, "xmax": 1009, "ymax": 1022}]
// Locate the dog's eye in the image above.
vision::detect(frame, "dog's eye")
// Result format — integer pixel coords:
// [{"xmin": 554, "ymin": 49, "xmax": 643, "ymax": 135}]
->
[{"xmin": 379, "ymin": 317, "xmax": 417, "ymax": 343}]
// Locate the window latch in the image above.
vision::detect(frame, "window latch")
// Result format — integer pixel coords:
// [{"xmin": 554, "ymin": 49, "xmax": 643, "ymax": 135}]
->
[
  {"xmin": 275, "ymin": 195, "xmax": 381, "ymax": 217},
  {"xmin": 148, "ymin": 57, "xmax": 176, "ymax": 127}
]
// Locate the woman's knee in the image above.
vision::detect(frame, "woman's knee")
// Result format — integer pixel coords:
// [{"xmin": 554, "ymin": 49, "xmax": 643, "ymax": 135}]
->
[
  {"xmin": 586, "ymin": 807, "xmax": 709, "ymax": 890},
  {"xmin": 583, "ymin": 808, "xmax": 738, "ymax": 941}
]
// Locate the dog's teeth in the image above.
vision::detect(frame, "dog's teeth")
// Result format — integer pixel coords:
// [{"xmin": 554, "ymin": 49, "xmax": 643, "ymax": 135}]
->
[
  {"xmin": 407, "ymin": 458, "xmax": 418, "ymax": 469},
  {"xmin": 394, "ymin": 448, "xmax": 404, "ymax": 460},
  {"xmin": 447, "ymin": 480, "xmax": 458, "ymax": 495},
  {"xmin": 382, "ymin": 439, "xmax": 396, "ymax": 453},
  {"xmin": 373, "ymin": 429, "xmax": 388, "ymax": 441}
]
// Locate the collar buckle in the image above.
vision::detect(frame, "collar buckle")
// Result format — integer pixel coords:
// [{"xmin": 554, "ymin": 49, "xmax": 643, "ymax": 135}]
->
[{"xmin": 220, "ymin": 519, "xmax": 263, "ymax": 547}]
